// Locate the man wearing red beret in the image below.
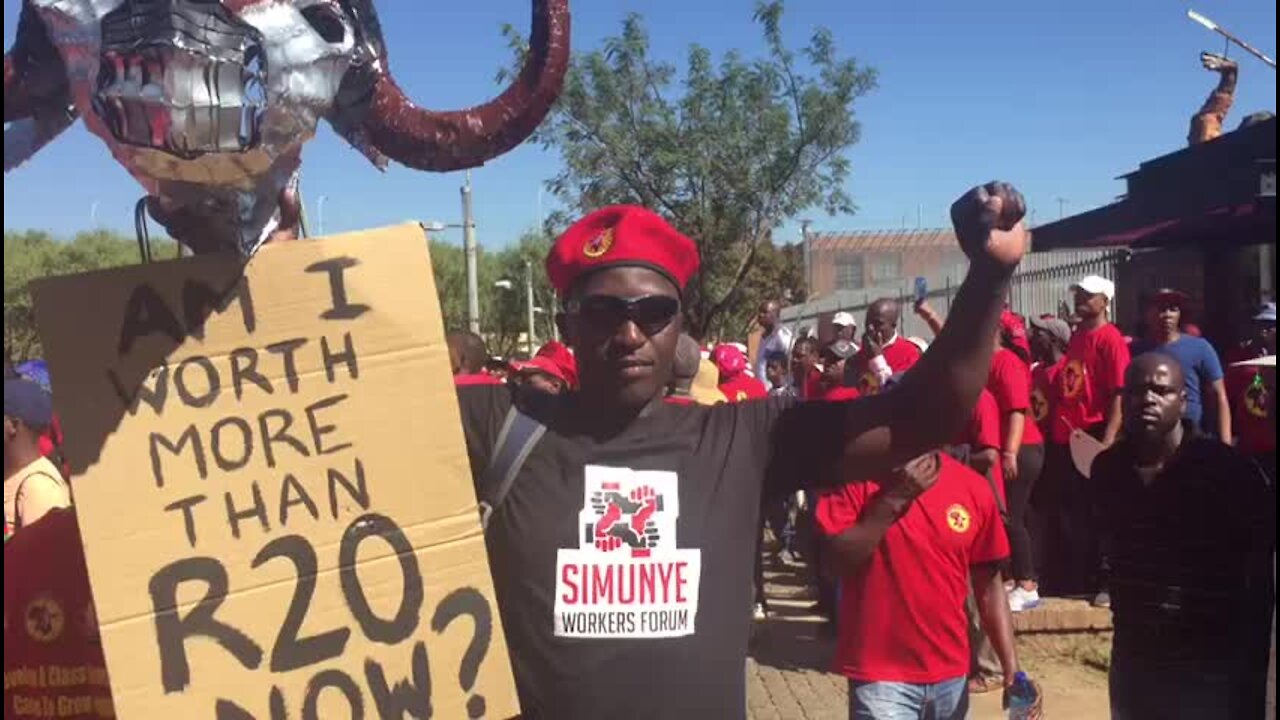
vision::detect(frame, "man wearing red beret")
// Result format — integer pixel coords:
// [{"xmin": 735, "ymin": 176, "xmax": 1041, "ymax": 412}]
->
[{"xmin": 458, "ymin": 184, "xmax": 1030, "ymax": 719}]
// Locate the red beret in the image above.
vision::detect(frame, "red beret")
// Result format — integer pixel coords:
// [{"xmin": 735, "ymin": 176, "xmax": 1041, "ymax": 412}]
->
[{"xmin": 546, "ymin": 205, "xmax": 700, "ymax": 297}]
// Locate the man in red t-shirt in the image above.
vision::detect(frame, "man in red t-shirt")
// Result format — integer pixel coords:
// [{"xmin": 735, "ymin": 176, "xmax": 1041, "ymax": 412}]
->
[
  {"xmin": 1226, "ymin": 302, "xmax": 1275, "ymax": 484},
  {"xmin": 1027, "ymin": 316, "xmax": 1069, "ymax": 440},
  {"xmin": 817, "ymin": 340, "xmax": 862, "ymax": 401},
  {"xmin": 988, "ymin": 320, "xmax": 1045, "ymax": 612},
  {"xmin": 847, "ymin": 299, "xmax": 923, "ymax": 395},
  {"xmin": 1051, "ymin": 276, "xmax": 1128, "ymax": 446},
  {"xmin": 1047, "ymin": 276, "xmax": 1129, "ymax": 601},
  {"xmin": 790, "ymin": 336, "xmax": 823, "ymax": 399},
  {"xmin": 816, "ymin": 452, "xmax": 1025, "ymax": 718}
]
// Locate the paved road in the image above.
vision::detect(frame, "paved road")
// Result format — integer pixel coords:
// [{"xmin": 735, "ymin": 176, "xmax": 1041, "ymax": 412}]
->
[{"xmin": 744, "ymin": 560, "xmax": 1109, "ymax": 719}]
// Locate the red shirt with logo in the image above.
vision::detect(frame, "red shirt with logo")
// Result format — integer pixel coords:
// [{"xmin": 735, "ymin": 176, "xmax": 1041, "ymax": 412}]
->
[
  {"xmin": 988, "ymin": 348, "xmax": 1043, "ymax": 446},
  {"xmin": 718, "ymin": 375, "xmax": 768, "ymax": 402},
  {"xmin": 815, "ymin": 454, "xmax": 1010, "ymax": 683},
  {"xmin": 1226, "ymin": 364, "xmax": 1274, "ymax": 454},
  {"xmin": 4, "ymin": 509, "xmax": 114, "ymax": 719},
  {"xmin": 848, "ymin": 338, "xmax": 922, "ymax": 396},
  {"xmin": 1051, "ymin": 323, "xmax": 1129, "ymax": 444},
  {"xmin": 1029, "ymin": 360, "xmax": 1061, "ymax": 440}
]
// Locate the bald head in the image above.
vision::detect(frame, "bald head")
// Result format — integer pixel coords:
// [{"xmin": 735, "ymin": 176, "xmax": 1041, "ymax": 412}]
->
[
  {"xmin": 1122, "ymin": 352, "xmax": 1187, "ymax": 440},
  {"xmin": 866, "ymin": 298, "xmax": 901, "ymax": 343},
  {"xmin": 447, "ymin": 331, "xmax": 488, "ymax": 375},
  {"xmin": 756, "ymin": 301, "xmax": 781, "ymax": 333},
  {"xmin": 670, "ymin": 334, "xmax": 703, "ymax": 393}
]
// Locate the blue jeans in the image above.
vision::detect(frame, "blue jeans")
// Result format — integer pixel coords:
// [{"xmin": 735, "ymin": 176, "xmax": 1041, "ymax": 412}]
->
[{"xmin": 848, "ymin": 677, "xmax": 969, "ymax": 720}]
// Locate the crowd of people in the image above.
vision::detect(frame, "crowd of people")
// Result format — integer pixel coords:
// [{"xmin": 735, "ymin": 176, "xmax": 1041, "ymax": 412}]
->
[{"xmin": 5, "ymin": 182, "xmax": 1276, "ymax": 720}]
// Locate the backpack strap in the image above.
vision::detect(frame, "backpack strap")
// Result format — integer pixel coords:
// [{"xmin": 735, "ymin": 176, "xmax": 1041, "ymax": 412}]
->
[{"xmin": 478, "ymin": 405, "xmax": 547, "ymax": 531}]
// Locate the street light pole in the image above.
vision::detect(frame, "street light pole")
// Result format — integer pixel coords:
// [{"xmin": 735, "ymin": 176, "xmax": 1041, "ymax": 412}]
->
[
  {"xmin": 462, "ymin": 170, "xmax": 480, "ymax": 334},
  {"xmin": 525, "ymin": 258, "xmax": 536, "ymax": 355}
]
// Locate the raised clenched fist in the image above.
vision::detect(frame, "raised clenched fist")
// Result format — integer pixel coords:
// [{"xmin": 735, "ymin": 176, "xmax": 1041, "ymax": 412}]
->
[
  {"xmin": 1200, "ymin": 52, "xmax": 1238, "ymax": 73},
  {"xmin": 950, "ymin": 181, "xmax": 1028, "ymax": 270}
]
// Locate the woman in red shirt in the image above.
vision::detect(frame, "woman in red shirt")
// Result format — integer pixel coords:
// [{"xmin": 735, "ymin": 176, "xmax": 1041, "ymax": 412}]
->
[{"xmin": 987, "ymin": 313, "xmax": 1043, "ymax": 612}]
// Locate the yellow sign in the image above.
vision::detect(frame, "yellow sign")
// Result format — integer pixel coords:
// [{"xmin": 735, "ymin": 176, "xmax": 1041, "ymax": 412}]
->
[{"xmin": 33, "ymin": 226, "xmax": 517, "ymax": 719}]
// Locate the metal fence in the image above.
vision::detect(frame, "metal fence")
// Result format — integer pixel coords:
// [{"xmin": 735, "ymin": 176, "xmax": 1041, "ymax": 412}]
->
[{"xmin": 780, "ymin": 249, "xmax": 1129, "ymax": 340}]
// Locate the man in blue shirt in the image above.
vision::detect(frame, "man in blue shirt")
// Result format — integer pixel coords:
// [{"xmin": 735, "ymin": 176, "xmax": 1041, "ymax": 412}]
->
[{"xmin": 1131, "ymin": 288, "xmax": 1230, "ymax": 440}]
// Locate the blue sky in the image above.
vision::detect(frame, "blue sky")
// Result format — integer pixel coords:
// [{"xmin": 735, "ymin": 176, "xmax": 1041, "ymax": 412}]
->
[{"xmin": 4, "ymin": 0, "xmax": 1276, "ymax": 247}]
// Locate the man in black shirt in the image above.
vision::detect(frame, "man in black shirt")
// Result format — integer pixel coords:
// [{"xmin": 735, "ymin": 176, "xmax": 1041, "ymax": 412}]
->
[
  {"xmin": 458, "ymin": 183, "xmax": 1030, "ymax": 718},
  {"xmin": 1093, "ymin": 353, "xmax": 1274, "ymax": 720}
]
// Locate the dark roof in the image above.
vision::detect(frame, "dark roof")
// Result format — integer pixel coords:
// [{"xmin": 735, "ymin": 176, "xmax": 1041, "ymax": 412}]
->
[{"xmin": 1034, "ymin": 117, "xmax": 1276, "ymax": 250}]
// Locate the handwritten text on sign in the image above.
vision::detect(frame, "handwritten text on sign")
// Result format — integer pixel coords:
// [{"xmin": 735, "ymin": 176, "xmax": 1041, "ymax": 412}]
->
[{"xmin": 31, "ymin": 227, "xmax": 517, "ymax": 719}]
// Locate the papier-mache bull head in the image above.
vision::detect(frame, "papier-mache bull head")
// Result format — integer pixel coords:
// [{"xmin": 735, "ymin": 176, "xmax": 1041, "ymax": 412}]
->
[{"xmin": 4, "ymin": 0, "xmax": 569, "ymax": 256}]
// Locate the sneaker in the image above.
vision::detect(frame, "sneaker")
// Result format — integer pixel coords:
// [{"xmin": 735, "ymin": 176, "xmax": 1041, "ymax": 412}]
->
[
  {"xmin": 753, "ymin": 603, "xmax": 768, "ymax": 621},
  {"xmin": 1091, "ymin": 590, "xmax": 1111, "ymax": 609},
  {"xmin": 1008, "ymin": 586, "xmax": 1042, "ymax": 613}
]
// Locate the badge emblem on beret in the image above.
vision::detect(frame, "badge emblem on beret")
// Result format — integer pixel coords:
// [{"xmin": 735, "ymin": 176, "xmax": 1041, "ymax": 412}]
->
[{"xmin": 583, "ymin": 227, "xmax": 615, "ymax": 258}]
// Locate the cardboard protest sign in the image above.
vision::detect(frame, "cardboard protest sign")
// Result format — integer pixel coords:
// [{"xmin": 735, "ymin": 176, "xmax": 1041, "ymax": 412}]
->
[{"xmin": 31, "ymin": 225, "xmax": 517, "ymax": 719}]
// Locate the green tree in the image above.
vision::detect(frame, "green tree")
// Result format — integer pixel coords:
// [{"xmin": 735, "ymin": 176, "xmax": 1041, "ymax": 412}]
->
[
  {"xmin": 429, "ymin": 230, "xmax": 557, "ymax": 358},
  {"xmin": 4, "ymin": 229, "xmax": 174, "ymax": 361},
  {"xmin": 499, "ymin": 0, "xmax": 875, "ymax": 337}
]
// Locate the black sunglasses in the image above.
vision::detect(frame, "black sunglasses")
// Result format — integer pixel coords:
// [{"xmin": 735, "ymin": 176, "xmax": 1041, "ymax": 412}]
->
[{"xmin": 568, "ymin": 295, "xmax": 681, "ymax": 336}]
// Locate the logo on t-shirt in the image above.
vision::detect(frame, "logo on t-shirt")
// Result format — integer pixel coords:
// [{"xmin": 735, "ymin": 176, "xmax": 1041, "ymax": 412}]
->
[
  {"xmin": 858, "ymin": 371, "xmax": 882, "ymax": 395},
  {"xmin": 1030, "ymin": 387, "xmax": 1049, "ymax": 422},
  {"xmin": 25, "ymin": 595, "xmax": 64, "ymax": 643},
  {"xmin": 945, "ymin": 504, "xmax": 972, "ymax": 534},
  {"xmin": 554, "ymin": 466, "xmax": 702, "ymax": 639},
  {"xmin": 1061, "ymin": 359, "xmax": 1086, "ymax": 400},
  {"xmin": 735, "ymin": 390, "xmax": 749, "ymax": 402},
  {"xmin": 1244, "ymin": 376, "xmax": 1269, "ymax": 418}
]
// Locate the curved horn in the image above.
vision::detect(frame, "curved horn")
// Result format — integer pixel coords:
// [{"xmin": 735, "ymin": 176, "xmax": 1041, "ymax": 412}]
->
[{"xmin": 360, "ymin": 0, "xmax": 569, "ymax": 172}]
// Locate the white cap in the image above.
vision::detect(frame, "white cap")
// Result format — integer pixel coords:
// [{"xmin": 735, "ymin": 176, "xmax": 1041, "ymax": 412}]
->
[
  {"xmin": 1072, "ymin": 274, "xmax": 1115, "ymax": 301},
  {"xmin": 832, "ymin": 311, "xmax": 857, "ymax": 327}
]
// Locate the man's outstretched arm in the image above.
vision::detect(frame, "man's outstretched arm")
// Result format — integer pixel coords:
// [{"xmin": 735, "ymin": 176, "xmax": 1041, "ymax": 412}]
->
[{"xmin": 836, "ymin": 183, "xmax": 1028, "ymax": 480}]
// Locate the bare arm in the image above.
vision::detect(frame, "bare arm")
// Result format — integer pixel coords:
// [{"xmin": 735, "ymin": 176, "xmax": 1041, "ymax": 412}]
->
[
  {"xmin": 972, "ymin": 562, "xmax": 1020, "ymax": 686},
  {"xmin": 914, "ymin": 300, "xmax": 945, "ymax": 337},
  {"xmin": 837, "ymin": 184, "xmax": 1026, "ymax": 480},
  {"xmin": 1002, "ymin": 411, "xmax": 1026, "ymax": 481},
  {"xmin": 1211, "ymin": 378, "xmax": 1232, "ymax": 442},
  {"xmin": 1102, "ymin": 394, "xmax": 1124, "ymax": 447},
  {"xmin": 971, "ymin": 447, "xmax": 998, "ymax": 479},
  {"xmin": 827, "ymin": 497, "xmax": 904, "ymax": 574}
]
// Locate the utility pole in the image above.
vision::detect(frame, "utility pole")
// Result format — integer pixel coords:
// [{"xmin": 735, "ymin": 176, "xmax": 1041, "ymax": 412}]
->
[
  {"xmin": 800, "ymin": 219, "xmax": 813, "ymax": 300},
  {"xmin": 462, "ymin": 170, "xmax": 480, "ymax": 334},
  {"xmin": 1056, "ymin": 197, "xmax": 1069, "ymax": 220},
  {"xmin": 525, "ymin": 259, "xmax": 536, "ymax": 356},
  {"xmin": 317, "ymin": 195, "xmax": 328, "ymax": 236}
]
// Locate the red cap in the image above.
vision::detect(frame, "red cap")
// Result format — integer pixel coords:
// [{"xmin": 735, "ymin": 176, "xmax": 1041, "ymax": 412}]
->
[
  {"xmin": 511, "ymin": 340, "xmax": 578, "ymax": 389},
  {"xmin": 546, "ymin": 205, "xmax": 700, "ymax": 297},
  {"xmin": 1000, "ymin": 310, "xmax": 1031, "ymax": 359},
  {"xmin": 711, "ymin": 344, "xmax": 747, "ymax": 379}
]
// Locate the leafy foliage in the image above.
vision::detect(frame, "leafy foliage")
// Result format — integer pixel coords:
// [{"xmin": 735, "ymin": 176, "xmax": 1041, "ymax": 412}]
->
[
  {"xmin": 429, "ymin": 229, "xmax": 558, "ymax": 358},
  {"xmin": 499, "ymin": 0, "xmax": 875, "ymax": 337},
  {"xmin": 4, "ymin": 229, "xmax": 175, "ymax": 361}
]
